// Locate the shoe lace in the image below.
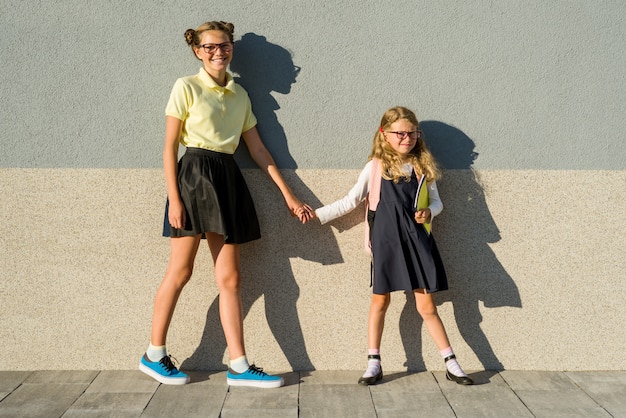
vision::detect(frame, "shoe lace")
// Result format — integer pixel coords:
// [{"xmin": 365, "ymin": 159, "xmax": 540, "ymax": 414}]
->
[
  {"xmin": 159, "ymin": 355, "xmax": 179, "ymax": 373},
  {"xmin": 247, "ymin": 364, "xmax": 267, "ymax": 376}
]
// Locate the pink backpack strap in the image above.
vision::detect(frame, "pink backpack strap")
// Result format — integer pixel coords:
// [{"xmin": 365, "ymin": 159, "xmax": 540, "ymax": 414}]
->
[
  {"xmin": 364, "ymin": 159, "xmax": 383, "ymax": 254},
  {"xmin": 368, "ymin": 158, "xmax": 382, "ymax": 211}
]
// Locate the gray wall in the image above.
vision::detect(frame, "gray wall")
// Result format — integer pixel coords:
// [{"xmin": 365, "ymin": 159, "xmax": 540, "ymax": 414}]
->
[{"xmin": 1, "ymin": 1, "xmax": 625, "ymax": 372}]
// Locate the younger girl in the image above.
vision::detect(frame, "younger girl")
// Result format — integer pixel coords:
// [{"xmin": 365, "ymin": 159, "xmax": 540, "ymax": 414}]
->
[
  {"xmin": 139, "ymin": 21, "xmax": 312, "ymax": 388},
  {"xmin": 310, "ymin": 106, "xmax": 473, "ymax": 385}
]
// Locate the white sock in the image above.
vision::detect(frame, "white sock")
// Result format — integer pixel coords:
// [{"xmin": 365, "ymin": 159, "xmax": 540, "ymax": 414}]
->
[
  {"xmin": 363, "ymin": 358, "xmax": 381, "ymax": 378},
  {"xmin": 230, "ymin": 355, "xmax": 250, "ymax": 373},
  {"xmin": 440, "ymin": 347, "xmax": 467, "ymax": 377},
  {"xmin": 362, "ymin": 350, "xmax": 381, "ymax": 378},
  {"xmin": 146, "ymin": 344, "xmax": 167, "ymax": 362}
]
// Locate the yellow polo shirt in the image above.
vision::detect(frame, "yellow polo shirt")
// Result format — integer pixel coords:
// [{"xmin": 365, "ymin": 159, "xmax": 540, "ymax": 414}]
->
[{"xmin": 165, "ymin": 68, "xmax": 257, "ymax": 154}]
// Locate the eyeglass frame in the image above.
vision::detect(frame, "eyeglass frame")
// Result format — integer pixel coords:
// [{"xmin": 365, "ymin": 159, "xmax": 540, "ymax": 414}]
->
[
  {"xmin": 199, "ymin": 42, "xmax": 233, "ymax": 54},
  {"xmin": 383, "ymin": 130, "xmax": 422, "ymax": 140}
]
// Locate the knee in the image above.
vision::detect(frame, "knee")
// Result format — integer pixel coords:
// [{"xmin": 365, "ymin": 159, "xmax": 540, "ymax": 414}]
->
[
  {"xmin": 164, "ymin": 265, "xmax": 193, "ymax": 290},
  {"xmin": 216, "ymin": 270, "xmax": 241, "ymax": 294},
  {"xmin": 416, "ymin": 301, "xmax": 438, "ymax": 319},
  {"xmin": 371, "ymin": 294, "xmax": 391, "ymax": 313}
]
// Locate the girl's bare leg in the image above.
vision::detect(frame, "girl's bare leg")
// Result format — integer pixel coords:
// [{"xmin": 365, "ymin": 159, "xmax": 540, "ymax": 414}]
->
[
  {"xmin": 151, "ymin": 235, "xmax": 202, "ymax": 346},
  {"xmin": 415, "ymin": 289, "xmax": 473, "ymax": 383},
  {"xmin": 414, "ymin": 289, "xmax": 450, "ymax": 350},
  {"xmin": 359, "ymin": 293, "xmax": 390, "ymax": 384},
  {"xmin": 206, "ymin": 232, "xmax": 245, "ymax": 359},
  {"xmin": 367, "ymin": 293, "xmax": 391, "ymax": 349}
]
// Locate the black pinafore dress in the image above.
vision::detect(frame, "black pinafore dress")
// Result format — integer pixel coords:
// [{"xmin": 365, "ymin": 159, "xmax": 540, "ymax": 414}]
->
[{"xmin": 369, "ymin": 172, "xmax": 448, "ymax": 295}]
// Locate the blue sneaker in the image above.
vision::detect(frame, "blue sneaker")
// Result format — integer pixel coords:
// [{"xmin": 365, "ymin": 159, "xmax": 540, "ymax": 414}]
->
[
  {"xmin": 226, "ymin": 364, "xmax": 284, "ymax": 388},
  {"xmin": 139, "ymin": 353, "xmax": 190, "ymax": 385}
]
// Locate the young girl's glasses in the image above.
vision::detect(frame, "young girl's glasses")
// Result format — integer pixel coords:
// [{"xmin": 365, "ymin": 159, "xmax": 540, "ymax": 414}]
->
[
  {"xmin": 386, "ymin": 131, "xmax": 422, "ymax": 140},
  {"xmin": 200, "ymin": 42, "xmax": 233, "ymax": 54}
]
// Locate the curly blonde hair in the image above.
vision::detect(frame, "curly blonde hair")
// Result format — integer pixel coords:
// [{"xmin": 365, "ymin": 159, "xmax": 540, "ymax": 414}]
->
[{"xmin": 369, "ymin": 106, "xmax": 441, "ymax": 183}]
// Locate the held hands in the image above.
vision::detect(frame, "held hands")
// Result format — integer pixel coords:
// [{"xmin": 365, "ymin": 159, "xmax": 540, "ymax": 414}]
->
[
  {"xmin": 414, "ymin": 208, "xmax": 431, "ymax": 224},
  {"xmin": 285, "ymin": 195, "xmax": 315, "ymax": 224},
  {"xmin": 296, "ymin": 205, "xmax": 316, "ymax": 224},
  {"xmin": 295, "ymin": 204, "xmax": 315, "ymax": 223}
]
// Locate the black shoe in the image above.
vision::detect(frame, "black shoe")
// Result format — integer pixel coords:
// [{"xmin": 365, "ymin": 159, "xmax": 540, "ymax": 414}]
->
[
  {"xmin": 358, "ymin": 368, "xmax": 383, "ymax": 385},
  {"xmin": 445, "ymin": 370, "xmax": 474, "ymax": 385},
  {"xmin": 444, "ymin": 354, "xmax": 474, "ymax": 385},
  {"xmin": 358, "ymin": 354, "xmax": 383, "ymax": 386}
]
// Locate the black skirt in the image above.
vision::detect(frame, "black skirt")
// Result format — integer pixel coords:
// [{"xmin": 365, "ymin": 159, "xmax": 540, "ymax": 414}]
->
[{"xmin": 162, "ymin": 147, "xmax": 261, "ymax": 244}]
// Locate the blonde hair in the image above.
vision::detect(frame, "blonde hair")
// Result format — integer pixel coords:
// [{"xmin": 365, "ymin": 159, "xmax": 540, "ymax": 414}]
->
[
  {"xmin": 184, "ymin": 21, "xmax": 235, "ymax": 60},
  {"xmin": 369, "ymin": 106, "xmax": 441, "ymax": 183}
]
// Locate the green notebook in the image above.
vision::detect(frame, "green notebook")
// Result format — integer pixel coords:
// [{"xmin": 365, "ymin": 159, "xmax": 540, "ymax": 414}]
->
[{"xmin": 413, "ymin": 174, "xmax": 431, "ymax": 235}]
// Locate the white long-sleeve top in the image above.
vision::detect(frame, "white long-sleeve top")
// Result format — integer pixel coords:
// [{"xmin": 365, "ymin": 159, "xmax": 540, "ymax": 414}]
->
[{"xmin": 315, "ymin": 160, "xmax": 443, "ymax": 225}]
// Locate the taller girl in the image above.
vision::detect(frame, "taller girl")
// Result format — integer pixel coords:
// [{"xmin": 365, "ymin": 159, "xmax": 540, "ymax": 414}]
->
[
  {"xmin": 139, "ymin": 21, "xmax": 312, "ymax": 388},
  {"xmin": 311, "ymin": 106, "xmax": 474, "ymax": 385}
]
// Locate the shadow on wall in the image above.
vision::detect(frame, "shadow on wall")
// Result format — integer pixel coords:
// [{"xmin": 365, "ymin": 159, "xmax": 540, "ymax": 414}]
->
[
  {"xmin": 231, "ymin": 32, "xmax": 299, "ymax": 169},
  {"xmin": 399, "ymin": 121, "xmax": 522, "ymax": 372},
  {"xmin": 181, "ymin": 33, "xmax": 343, "ymax": 372}
]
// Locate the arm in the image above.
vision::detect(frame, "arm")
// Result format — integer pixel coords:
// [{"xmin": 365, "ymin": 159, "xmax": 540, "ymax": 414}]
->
[
  {"xmin": 163, "ymin": 116, "xmax": 185, "ymax": 229},
  {"xmin": 314, "ymin": 161, "xmax": 372, "ymax": 225},
  {"xmin": 428, "ymin": 181, "xmax": 443, "ymax": 219},
  {"xmin": 241, "ymin": 126, "xmax": 312, "ymax": 220}
]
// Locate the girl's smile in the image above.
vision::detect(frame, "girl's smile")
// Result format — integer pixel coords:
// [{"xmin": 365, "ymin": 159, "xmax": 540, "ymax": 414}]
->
[{"xmin": 194, "ymin": 30, "xmax": 233, "ymax": 85}]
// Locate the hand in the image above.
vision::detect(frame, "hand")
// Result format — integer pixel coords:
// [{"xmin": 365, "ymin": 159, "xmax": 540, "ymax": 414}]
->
[
  {"xmin": 168, "ymin": 198, "xmax": 186, "ymax": 229},
  {"xmin": 414, "ymin": 208, "xmax": 431, "ymax": 224},
  {"xmin": 297, "ymin": 204, "xmax": 316, "ymax": 224},
  {"xmin": 285, "ymin": 195, "xmax": 314, "ymax": 224}
]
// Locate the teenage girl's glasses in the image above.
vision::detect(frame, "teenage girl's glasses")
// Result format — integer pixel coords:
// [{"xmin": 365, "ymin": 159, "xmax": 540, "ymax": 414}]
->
[
  {"xmin": 385, "ymin": 130, "xmax": 422, "ymax": 140},
  {"xmin": 200, "ymin": 42, "xmax": 233, "ymax": 54}
]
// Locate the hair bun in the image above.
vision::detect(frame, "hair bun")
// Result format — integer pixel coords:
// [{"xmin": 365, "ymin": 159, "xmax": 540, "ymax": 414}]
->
[
  {"xmin": 220, "ymin": 21, "xmax": 235, "ymax": 36},
  {"xmin": 184, "ymin": 29, "xmax": 195, "ymax": 46}
]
